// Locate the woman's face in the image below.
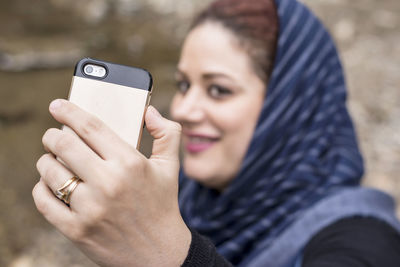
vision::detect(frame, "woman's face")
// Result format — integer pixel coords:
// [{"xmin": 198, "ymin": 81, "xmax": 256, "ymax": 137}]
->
[{"xmin": 170, "ymin": 22, "xmax": 265, "ymax": 190}]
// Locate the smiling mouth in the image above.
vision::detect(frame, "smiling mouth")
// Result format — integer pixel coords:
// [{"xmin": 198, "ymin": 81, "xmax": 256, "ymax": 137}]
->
[{"xmin": 184, "ymin": 135, "xmax": 219, "ymax": 153}]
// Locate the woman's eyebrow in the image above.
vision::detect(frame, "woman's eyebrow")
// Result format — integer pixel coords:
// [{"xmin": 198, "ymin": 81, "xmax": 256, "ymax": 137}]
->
[
  {"xmin": 175, "ymin": 69, "xmax": 188, "ymax": 79},
  {"xmin": 175, "ymin": 69, "xmax": 236, "ymax": 83},
  {"xmin": 202, "ymin": 72, "xmax": 234, "ymax": 81}
]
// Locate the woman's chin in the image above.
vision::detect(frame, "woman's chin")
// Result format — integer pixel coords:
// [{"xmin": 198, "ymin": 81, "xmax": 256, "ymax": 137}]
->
[
  {"xmin": 183, "ymin": 158, "xmax": 231, "ymax": 190},
  {"xmin": 183, "ymin": 160, "xmax": 214, "ymax": 183}
]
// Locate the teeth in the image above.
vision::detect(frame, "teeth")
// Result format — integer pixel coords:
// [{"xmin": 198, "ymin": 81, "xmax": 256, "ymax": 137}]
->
[{"xmin": 189, "ymin": 137, "xmax": 211, "ymax": 143}]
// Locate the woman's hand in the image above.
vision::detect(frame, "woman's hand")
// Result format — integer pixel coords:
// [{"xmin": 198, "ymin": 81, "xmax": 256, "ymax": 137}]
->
[{"xmin": 33, "ymin": 99, "xmax": 191, "ymax": 267}]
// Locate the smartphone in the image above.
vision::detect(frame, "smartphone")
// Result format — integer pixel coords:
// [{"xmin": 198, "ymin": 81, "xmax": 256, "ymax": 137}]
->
[{"xmin": 64, "ymin": 58, "xmax": 153, "ymax": 149}]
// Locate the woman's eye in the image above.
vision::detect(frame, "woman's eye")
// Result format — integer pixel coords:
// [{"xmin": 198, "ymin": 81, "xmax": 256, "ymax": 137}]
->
[
  {"xmin": 208, "ymin": 85, "xmax": 232, "ymax": 99},
  {"xmin": 176, "ymin": 80, "xmax": 190, "ymax": 94}
]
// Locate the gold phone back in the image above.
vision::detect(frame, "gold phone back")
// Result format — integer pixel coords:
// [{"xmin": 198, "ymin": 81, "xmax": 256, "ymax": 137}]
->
[{"xmin": 65, "ymin": 76, "xmax": 150, "ymax": 149}]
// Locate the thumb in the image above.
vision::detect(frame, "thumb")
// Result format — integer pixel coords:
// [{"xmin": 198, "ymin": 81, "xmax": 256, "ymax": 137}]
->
[{"xmin": 145, "ymin": 106, "xmax": 181, "ymax": 163}]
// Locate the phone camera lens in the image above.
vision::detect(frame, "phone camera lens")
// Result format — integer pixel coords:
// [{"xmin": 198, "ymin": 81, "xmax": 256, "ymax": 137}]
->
[
  {"xmin": 83, "ymin": 64, "xmax": 107, "ymax": 78},
  {"xmin": 85, "ymin": 65, "xmax": 94, "ymax": 74}
]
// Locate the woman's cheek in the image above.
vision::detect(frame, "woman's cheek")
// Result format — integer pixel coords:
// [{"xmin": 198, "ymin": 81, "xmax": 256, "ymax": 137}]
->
[
  {"xmin": 213, "ymin": 114, "xmax": 250, "ymax": 171},
  {"xmin": 169, "ymin": 94, "xmax": 182, "ymax": 120}
]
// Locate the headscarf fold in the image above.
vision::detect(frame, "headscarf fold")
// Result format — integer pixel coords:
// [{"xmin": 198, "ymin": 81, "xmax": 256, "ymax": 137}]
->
[{"xmin": 179, "ymin": 0, "xmax": 364, "ymax": 265}]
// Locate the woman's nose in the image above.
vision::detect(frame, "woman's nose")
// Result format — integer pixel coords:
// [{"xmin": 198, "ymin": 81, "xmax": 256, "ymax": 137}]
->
[{"xmin": 171, "ymin": 88, "xmax": 205, "ymax": 124}]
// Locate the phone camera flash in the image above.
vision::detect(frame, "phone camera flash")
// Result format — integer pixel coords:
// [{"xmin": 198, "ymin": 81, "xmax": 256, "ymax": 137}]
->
[{"xmin": 84, "ymin": 64, "xmax": 107, "ymax": 78}]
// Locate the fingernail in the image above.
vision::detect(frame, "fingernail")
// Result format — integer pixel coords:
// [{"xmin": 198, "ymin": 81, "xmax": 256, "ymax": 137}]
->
[
  {"xmin": 49, "ymin": 99, "xmax": 62, "ymax": 111},
  {"xmin": 149, "ymin": 106, "xmax": 162, "ymax": 118}
]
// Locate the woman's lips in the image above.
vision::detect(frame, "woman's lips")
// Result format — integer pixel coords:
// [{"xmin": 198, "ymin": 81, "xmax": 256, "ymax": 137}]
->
[{"xmin": 184, "ymin": 133, "xmax": 219, "ymax": 153}]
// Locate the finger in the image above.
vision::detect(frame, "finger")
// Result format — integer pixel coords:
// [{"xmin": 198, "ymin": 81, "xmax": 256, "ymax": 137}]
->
[
  {"xmin": 36, "ymin": 154, "xmax": 87, "ymax": 209},
  {"xmin": 146, "ymin": 106, "xmax": 181, "ymax": 163},
  {"xmin": 37, "ymin": 153, "xmax": 78, "ymax": 190},
  {"xmin": 49, "ymin": 99, "xmax": 132, "ymax": 160},
  {"xmin": 32, "ymin": 180, "xmax": 76, "ymax": 236},
  {"xmin": 42, "ymin": 128, "xmax": 103, "ymax": 182}
]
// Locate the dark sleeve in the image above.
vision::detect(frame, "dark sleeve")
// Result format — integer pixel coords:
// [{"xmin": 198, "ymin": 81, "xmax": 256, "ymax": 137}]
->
[
  {"xmin": 181, "ymin": 228, "xmax": 234, "ymax": 267},
  {"xmin": 302, "ymin": 216, "xmax": 400, "ymax": 267}
]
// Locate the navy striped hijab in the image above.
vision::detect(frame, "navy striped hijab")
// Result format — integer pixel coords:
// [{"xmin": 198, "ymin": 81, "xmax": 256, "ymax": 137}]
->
[{"xmin": 179, "ymin": 0, "xmax": 364, "ymax": 265}]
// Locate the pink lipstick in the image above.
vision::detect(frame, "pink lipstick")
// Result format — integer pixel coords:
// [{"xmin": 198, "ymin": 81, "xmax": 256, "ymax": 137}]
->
[{"xmin": 184, "ymin": 133, "xmax": 219, "ymax": 153}]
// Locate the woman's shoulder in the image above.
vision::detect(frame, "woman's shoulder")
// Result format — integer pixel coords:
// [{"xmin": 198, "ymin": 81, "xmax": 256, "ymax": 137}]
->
[
  {"xmin": 302, "ymin": 216, "xmax": 400, "ymax": 267},
  {"xmin": 242, "ymin": 187, "xmax": 400, "ymax": 267}
]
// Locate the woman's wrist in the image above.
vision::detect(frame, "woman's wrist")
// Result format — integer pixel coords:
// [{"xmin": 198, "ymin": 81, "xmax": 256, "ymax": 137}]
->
[
  {"xmin": 181, "ymin": 228, "xmax": 234, "ymax": 267},
  {"xmin": 156, "ymin": 215, "xmax": 192, "ymax": 267}
]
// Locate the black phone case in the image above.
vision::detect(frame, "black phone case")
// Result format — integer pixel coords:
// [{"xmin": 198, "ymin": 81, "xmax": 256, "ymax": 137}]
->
[{"xmin": 74, "ymin": 58, "xmax": 153, "ymax": 92}]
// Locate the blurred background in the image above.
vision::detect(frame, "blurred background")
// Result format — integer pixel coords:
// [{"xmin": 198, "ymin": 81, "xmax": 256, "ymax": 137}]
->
[{"xmin": 0, "ymin": 0, "xmax": 399, "ymax": 266}]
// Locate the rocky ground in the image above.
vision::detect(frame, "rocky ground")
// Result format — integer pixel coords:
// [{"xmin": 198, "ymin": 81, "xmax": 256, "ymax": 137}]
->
[{"xmin": 0, "ymin": 0, "xmax": 399, "ymax": 266}]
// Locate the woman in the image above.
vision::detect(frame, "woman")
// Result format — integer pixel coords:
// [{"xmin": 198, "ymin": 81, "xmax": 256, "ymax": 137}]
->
[{"xmin": 33, "ymin": 0, "xmax": 400, "ymax": 266}]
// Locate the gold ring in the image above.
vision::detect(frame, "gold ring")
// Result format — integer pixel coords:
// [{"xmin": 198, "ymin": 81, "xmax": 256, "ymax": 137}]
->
[{"xmin": 55, "ymin": 176, "xmax": 81, "ymax": 205}]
